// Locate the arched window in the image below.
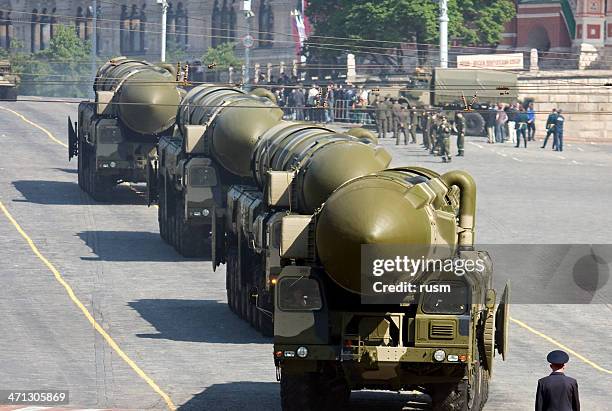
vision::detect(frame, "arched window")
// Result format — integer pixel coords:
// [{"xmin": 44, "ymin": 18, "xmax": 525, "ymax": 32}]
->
[
  {"xmin": 258, "ymin": 0, "xmax": 274, "ymax": 48},
  {"xmin": 139, "ymin": 4, "xmax": 147, "ymax": 52},
  {"xmin": 50, "ymin": 8, "xmax": 57, "ymax": 40},
  {"xmin": 31, "ymin": 9, "xmax": 40, "ymax": 52},
  {"xmin": 120, "ymin": 5, "xmax": 129, "ymax": 54},
  {"xmin": 95, "ymin": 5, "xmax": 101, "ymax": 54},
  {"xmin": 85, "ymin": 6, "xmax": 93, "ymax": 41},
  {"xmin": 229, "ymin": 1, "xmax": 236, "ymax": 41},
  {"xmin": 175, "ymin": 2, "xmax": 187, "ymax": 46},
  {"xmin": 76, "ymin": 7, "xmax": 85, "ymax": 40},
  {"xmin": 39, "ymin": 8, "xmax": 50, "ymax": 50},
  {"xmin": 129, "ymin": 5, "xmax": 140, "ymax": 53},
  {"xmin": 0, "ymin": 11, "xmax": 11, "ymax": 50},
  {"xmin": 211, "ymin": 0, "xmax": 221, "ymax": 48},
  {"xmin": 220, "ymin": 0, "xmax": 228, "ymax": 44},
  {"xmin": 166, "ymin": 2, "xmax": 175, "ymax": 39}
]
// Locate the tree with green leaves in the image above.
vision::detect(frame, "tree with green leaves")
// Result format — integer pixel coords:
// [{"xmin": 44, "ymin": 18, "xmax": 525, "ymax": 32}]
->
[
  {"xmin": 305, "ymin": 0, "xmax": 515, "ymax": 67},
  {"xmin": 13, "ymin": 25, "xmax": 92, "ymax": 97},
  {"xmin": 202, "ymin": 42, "xmax": 242, "ymax": 81}
]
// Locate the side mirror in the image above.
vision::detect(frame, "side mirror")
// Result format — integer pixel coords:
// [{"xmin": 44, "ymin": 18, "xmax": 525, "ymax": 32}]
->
[{"xmin": 249, "ymin": 287, "xmax": 258, "ymax": 306}]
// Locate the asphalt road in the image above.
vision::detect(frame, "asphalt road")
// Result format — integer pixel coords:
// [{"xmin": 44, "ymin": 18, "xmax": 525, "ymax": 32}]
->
[{"xmin": 0, "ymin": 97, "xmax": 610, "ymax": 410}]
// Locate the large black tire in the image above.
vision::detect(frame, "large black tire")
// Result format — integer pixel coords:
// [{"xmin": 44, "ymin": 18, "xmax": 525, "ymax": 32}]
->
[
  {"xmin": 85, "ymin": 146, "xmax": 113, "ymax": 201},
  {"xmin": 281, "ymin": 370, "xmax": 350, "ymax": 411},
  {"xmin": 431, "ymin": 375, "xmax": 483, "ymax": 411},
  {"xmin": 281, "ymin": 373, "xmax": 322, "ymax": 411},
  {"xmin": 464, "ymin": 112, "xmax": 485, "ymax": 136},
  {"xmin": 226, "ymin": 247, "xmax": 238, "ymax": 313}
]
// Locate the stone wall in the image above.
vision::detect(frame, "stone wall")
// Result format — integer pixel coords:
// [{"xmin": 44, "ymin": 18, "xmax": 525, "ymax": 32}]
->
[{"xmin": 518, "ymin": 70, "xmax": 612, "ymax": 142}]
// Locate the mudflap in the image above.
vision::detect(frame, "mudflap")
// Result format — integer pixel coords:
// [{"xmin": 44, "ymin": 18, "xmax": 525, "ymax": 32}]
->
[
  {"xmin": 146, "ymin": 158, "xmax": 159, "ymax": 206},
  {"xmin": 495, "ymin": 282, "xmax": 510, "ymax": 361},
  {"xmin": 68, "ymin": 116, "xmax": 78, "ymax": 161},
  {"xmin": 211, "ymin": 205, "xmax": 226, "ymax": 271}
]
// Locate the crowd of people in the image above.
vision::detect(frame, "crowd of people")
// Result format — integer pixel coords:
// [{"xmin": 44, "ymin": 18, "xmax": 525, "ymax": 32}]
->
[
  {"xmin": 482, "ymin": 102, "xmax": 565, "ymax": 151},
  {"xmin": 260, "ymin": 76, "xmax": 567, "ymax": 154},
  {"xmin": 260, "ymin": 75, "xmax": 376, "ymax": 124}
]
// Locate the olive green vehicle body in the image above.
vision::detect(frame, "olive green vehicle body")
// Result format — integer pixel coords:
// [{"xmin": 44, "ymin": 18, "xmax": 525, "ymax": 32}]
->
[
  {"xmin": 68, "ymin": 57, "xmax": 181, "ymax": 200},
  {"xmin": 0, "ymin": 60, "xmax": 19, "ymax": 101},
  {"xmin": 159, "ymin": 83, "xmax": 509, "ymax": 409},
  {"xmin": 392, "ymin": 68, "xmax": 518, "ymax": 136}
]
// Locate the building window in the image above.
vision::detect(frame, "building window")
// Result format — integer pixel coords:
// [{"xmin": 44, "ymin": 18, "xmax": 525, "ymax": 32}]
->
[
  {"xmin": 31, "ymin": 9, "xmax": 40, "ymax": 52},
  {"xmin": 175, "ymin": 2, "xmax": 188, "ymax": 47},
  {"xmin": 139, "ymin": 4, "xmax": 147, "ymax": 52},
  {"xmin": 212, "ymin": 0, "xmax": 221, "ymax": 47},
  {"xmin": 258, "ymin": 0, "xmax": 274, "ymax": 48},
  {"xmin": 129, "ymin": 5, "xmax": 140, "ymax": 53},
  {"xmin": 0, "ymin": 11, "xmax": 12, "ymax": 50},
  {"xmin": 76, "ymin": 7, "xmax": 86, "ymax": 40},
  {"xmin": 120, "ymin": 5, "xmax": 128, "ymax": 53}
]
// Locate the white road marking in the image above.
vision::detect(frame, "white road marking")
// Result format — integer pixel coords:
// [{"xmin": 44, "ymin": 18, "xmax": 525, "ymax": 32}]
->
[
  {"xmin": 571, "ymin": 160, "xmax": 580, "ymax": 165},
  {"xmin": 512, "ymin": 157, "xmax": 522, "ymax": 162},
  {"xmin": 557, "ymin": 155, "xmax": 566, "ymax": 160},
  {"xmin": 469, "ymin": 142, "xmax": 483, "ymax": 149},
  {"xmin": 577, "ymin": 147, "xmax": 584, "ymax": 152}
]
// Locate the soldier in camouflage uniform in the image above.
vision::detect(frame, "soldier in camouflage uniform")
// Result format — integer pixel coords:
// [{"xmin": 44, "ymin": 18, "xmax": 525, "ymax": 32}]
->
[
  {"xmin": 409, "ymin": 105, "xmax": 418, "ymax": 144},
  {"xmin": 396, "ymin": 104, "xmax": 410, "ymax": 145},
  {"xmin": 384, "ymin": 95, "xmax": 393, "ymax": 137},
  {"xmin": 374, "ymin": 95, "xmax": 388, "ymax": 139},
  {"xmin": 422, "ymin": 110, "xmax": 431, "ymax": 150},
  {"xmin": 437, "ymin": 115, "xmax": 452, "ymax": 163},
  {"xmin": 391, "ymin": 97, "xmax": 402, "ymax": 140},
  {"xmin": 429, "ymin": 112, "xmax": 440, "ymax": 155},
  {"xmin": 454, "ymin": 112, "xmax": 466, "ymax": 156}
]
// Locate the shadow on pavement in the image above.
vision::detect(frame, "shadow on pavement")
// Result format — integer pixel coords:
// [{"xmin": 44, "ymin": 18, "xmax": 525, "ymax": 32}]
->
[
  {"xmin": 12, "ymin": 180, "xmax": 147, "ymax": 205},
  {"xmin": 178, "ymin": 383, "xmax": 430, "ymax": 411},
  {"xmin": 76, "ymin": 230, "xmax": 202, "ymax": 262},
  {"xmin": 179, "ymin": 382, "xmax": 279, "ymax": 411},
  {"xmin": 129, "ymin": 299, "xmax": 270, "ymax": 344}
]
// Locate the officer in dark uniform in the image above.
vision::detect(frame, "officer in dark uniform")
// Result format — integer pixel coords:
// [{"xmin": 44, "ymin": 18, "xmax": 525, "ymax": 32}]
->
[
  {"xmin": 541, "ymin": 108, "xmax": 558, "ymax": 149},
  {"xmin": 454, "ymin": 112, "xmax": 466, "ymax": 156},
  {"xmin": 554, "ymin": 109, "xmax": 565, "ymax": 152},
  {"xmin": 536, "ymin": 350, "xmax": 580, "ymax": 411}
]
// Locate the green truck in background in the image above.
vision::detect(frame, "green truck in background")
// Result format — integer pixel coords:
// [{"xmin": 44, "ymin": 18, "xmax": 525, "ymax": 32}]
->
[
  {"xmin": 374, "ymin": 68, "xmax": 518, "ymax": 136},
  {"xmin": 0, "ymin": 60, "xmax": 19, "ymax": 101}
]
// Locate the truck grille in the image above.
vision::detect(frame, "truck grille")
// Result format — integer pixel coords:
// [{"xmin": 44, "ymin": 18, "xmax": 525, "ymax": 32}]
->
[{"xmin": 429, "ymin": 322, "xmax": 454, "ymax": 339}]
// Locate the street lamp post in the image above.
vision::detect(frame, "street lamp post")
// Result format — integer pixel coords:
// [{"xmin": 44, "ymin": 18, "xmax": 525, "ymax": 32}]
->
[
  {"xmin": 90, "ymin": 0, "xmax": 97, "ymax": 98},
  {"xmin": 243, "ymin": 1, "xmax": 255, "ymax": 88},
  {"xmin": 439, "ymin": 0, "xmax": 449, "ymax": 68},
  {"xmin": 157, "ymin": 0, "xmax": 168, "ymax": 62}
]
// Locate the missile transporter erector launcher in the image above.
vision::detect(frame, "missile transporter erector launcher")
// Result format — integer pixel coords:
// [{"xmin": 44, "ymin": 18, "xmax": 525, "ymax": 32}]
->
[
  {"xmin": 160, "ymin": 83, "xmax": 509, "ymax": 410},
  {"xmin": 68, "ymin": 57, "xmax": 182, "ymax": 200}
]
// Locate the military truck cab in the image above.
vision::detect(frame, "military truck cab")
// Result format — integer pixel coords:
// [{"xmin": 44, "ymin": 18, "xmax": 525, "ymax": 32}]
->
[{"xmin": 0, "ymin": 60, "xmax": 19, "ymax": 101}]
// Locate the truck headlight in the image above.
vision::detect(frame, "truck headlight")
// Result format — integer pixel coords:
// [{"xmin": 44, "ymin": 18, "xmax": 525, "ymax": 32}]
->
[
  {"xmin": 433, "ymin": 349, "xmax": 446, "ymax": 362},
  {"xmin": 296, "ymin": 346, "xmax": 308, "ymax": 358}
]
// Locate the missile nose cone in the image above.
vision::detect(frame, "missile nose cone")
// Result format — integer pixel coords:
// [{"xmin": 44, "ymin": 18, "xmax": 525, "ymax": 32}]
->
[
  {"xmin": 118, "ymin": 71, "xmax": 180, "ymax": 135},
  {"xmin": 316, "ymin": 177, "xmax": 433, "ymax": 294}
]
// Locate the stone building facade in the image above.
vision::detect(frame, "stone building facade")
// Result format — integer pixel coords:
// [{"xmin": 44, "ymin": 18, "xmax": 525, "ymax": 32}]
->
[{"xmin": 0, "ymin": 0, "xmax": 302, "ymax": 68}]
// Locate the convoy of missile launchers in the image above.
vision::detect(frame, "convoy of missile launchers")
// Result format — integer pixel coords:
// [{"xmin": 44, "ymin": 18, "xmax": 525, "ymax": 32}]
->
[{"xmin": 69, "ymin": 58, "xmax": 510, "ymax": 411}]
